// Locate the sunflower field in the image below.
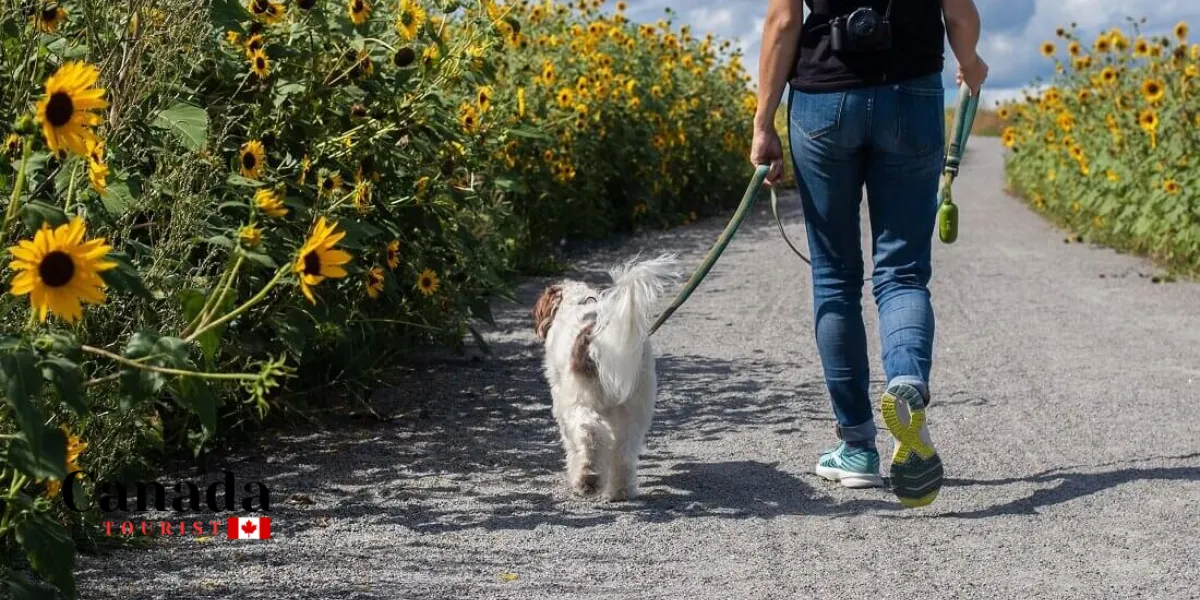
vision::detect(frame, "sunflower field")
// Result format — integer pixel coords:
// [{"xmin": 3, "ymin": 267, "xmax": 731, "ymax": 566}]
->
[
  {"xmin": 999, "ymin": 20, "xmax": 1200, "ymax": 276},
  {"xmin": 0, "ymin": 0, "xmax": 754, "ymax": 594}
]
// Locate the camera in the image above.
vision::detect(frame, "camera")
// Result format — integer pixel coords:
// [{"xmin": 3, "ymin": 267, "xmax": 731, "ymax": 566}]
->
[{"xmin": 830, "ymin": 6, "xmax": 892, "ymax": 53}]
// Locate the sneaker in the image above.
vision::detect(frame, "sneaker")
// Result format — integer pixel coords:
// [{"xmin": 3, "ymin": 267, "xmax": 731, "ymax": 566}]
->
[
  {"xmin": 881, "ymin": 382, "xmax": 944, "ymax": 508},
  {"xmin": 815, "ymin": 442, "xmax": 884, "ymax": 488}
]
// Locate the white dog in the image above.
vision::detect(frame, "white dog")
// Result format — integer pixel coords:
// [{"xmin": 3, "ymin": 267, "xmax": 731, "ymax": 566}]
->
[{"xmin": 531, "ymin": 254, "xmax": 679, "ymax": 501}]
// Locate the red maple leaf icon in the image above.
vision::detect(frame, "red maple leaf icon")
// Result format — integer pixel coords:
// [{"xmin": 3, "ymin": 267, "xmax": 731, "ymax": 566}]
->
[{"xmin": 242, "ymin": 520, "xmax": 257, "ymax": 535}]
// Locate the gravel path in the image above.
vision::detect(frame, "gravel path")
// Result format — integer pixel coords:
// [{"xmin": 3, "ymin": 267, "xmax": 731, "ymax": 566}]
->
[{"xmin": 77, "ymin": 139, "xmax": 1200, "ymax": 599}]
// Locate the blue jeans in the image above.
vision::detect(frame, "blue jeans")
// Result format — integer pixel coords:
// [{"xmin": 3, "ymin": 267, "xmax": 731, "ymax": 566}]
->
[{"xmin": 785, "ymin": 72, "xmax": 945, "ymax": 444}]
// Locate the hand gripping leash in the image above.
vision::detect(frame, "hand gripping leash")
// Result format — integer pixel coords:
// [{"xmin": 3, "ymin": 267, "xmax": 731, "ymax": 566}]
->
[{"xmin": 648, "ymin": 83, "xmax": 981, "ymax": 336}]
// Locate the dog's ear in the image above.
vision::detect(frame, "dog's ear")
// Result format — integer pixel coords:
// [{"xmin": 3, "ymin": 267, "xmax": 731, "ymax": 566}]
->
[{"xmin": 532, "ymin": 284, "xmax": 563, "ymax": 340}]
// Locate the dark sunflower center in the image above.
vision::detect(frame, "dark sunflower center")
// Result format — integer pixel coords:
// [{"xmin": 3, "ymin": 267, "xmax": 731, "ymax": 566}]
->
[
  {"xmin": 400, "ymin": 11, "xmax": 413, "ymax": 26},
  {"xmin": 353, "ymin": 0, "xmax": 364, "ymax": 11},
  {"xmin": 1149, "ymin": 84, "xmax": 1160, "ymax": 93},
  {"xmin": 303, "ymin": 252, "xmax": 321, "ymax": 275},
  {"xmin": 41, "ymin": 7, "xmax": 58, "ymax": 21},
  {"xmin": 256, "ymin": 56, "xmax": 266, "ymax": 69},
  {"xmin": 242, "ymin": 151, "xmax": 258, "ymax": 170},
  {"xmin": 394, "ymin": 47, "xmax": 416, "ymax": 66},
  {"xmin": 39, "ymin": 251, "xmax": 76, "ymax": 287},
  {"xmin": 420, "ymin": 276, "xmax": 432, "ymax": 288},
  {"xmin": 322, "ymin": 178, "xmax": 334, "ymax": 190},
  {"xmin": 252, "ymin": 0, "xmax": 269, "ymax": 13},
  {"xmin": 45, "ymin": 92, "xmax": 74, "ymax": 127},
  {"xmin": 249, "ymin": 39, "xmax": 264, "ymax": 52},
  {"xmin": 298, "ymin": 0, "xmax": 316, "ymax": 7}
]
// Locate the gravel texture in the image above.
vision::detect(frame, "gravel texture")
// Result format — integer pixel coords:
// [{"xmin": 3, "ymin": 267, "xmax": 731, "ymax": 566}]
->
[{"xmin": 76, "ymin": 139, "xmax": 1200, "ymax": 599}]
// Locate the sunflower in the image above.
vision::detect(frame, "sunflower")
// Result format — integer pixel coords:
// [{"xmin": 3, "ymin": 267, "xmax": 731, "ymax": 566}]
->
[
  {"xmin": 239, "ymin": 140, "xmax": 266, "ymax": 179},
  {"xmin": 36, "ymin": 62, "xmax": 107, "ymax": 157},
  {"xmin": 293, "ymin": 217, "xmax": 352, "ymax": 304},
  {"xmin": 1093, "ymin": 34, "xmax": 1111, "ymax": 54},
  {"xmin": 248, "ymin": 0, "xmax": 286, "ymax": 23},
  {"xmin": 298, "ymin": 154, "xmax": 312, "ymax": 185},
  {"xmin": 421, "ymin": 45, "xmax": 439, "ymax": 68},
  {"xmin": 348, "ymin": 0, "xmax": 371, "ymax": 25},
  {"xmin": 44, "ymin": 428, "xmax": 87, "ymax": 498},
  {"xmin": 1176, "ymin": 21, "xmax": 1190, "ymax": 42},
  {"xmin": 540, "ymin": 61, "xmax": 556, "ymax": 85},
  {"xmin": 1186, "ymin": 64, "xmax": 1200, "ymax": 79},
  {"xmin": 396, "ymin": 0, "xmax": 426, "ymax": 40},
  {"xmin": 1067, "ymin": 41, "xmax": 1081, "ymax": 56},
  {"xmin": 1077, "ymin": 89, "xmax": 1091, "ymax": 103},
  {"xmin": 4, "ymin": 133, "xmax": 21, "ymax": 158},
  {"xmin": 35, "ymin": 3, "xmax": 68, "ymax": 33},
  {"xmin": 1100, "ymin": 66, "xmax": 1118, "ymax": 85},
  {"xmin": 365, "ymin": 267, "xmax": 385, "ymax": 298},
  {"xmin": 1105, "ymin": 169, "xmax": 1119, "ymax": 182},
  {"xmin": 1134, "ymin": 37, "xmax": 1150, "ymax": 57},
  {"xmin": 250, "ymin": 50, "xmax": 270, "ymax": 78},
  {"xmin": 476, "ymin": 86, "xmax": 492, "ymax": 112},
  {"xmin": 225, "ymin": 30, "xmax": 241, "ymax": 45},
  {"xmin": 244, "ymin": 33, "xmax": 266, "ymax": 57},
  {"xmin": 238, "ymin": 224, "xmax": 263, "ymax": 248},
  {"xmin": 416, "ymin": 268, "xmax": 439, "ymax": 296},
  {"xmin": 1001, "ymin": 128, "xmax": 1017, "ymax": 149},
  {"xmin": 458, "ymin": 102, "xmax": 480, "ymax": 133},
  {"xmin": 1139, "ymin": 108, "xmax": 1159, "ymax": 147},
  {"xmin": 385, "ymin": 240, "xmax": 400, "ymax": 269},
  {"xmin": 516, "ymin": 87, "xmax": 526, "ymax": 117},
  {"xmin": 318, "ymin": 171, "xmax": 344, "ymax": 198},
  {"xmin": 392, "ymin": 46, "xmax": 416, "ymax": 67},
  {"xmin": 255, "ymin": 188, "xmax": 288, "ymax": 217},
  {"xmin": 1141, "ymin": 78, "xmax": 1165, "ymax": 103},
  {"xmin": 616, "ymin": 0, "xmax": 627, "ymax": 10},
  {"xmin": 1056, "ymin": 112, "xmax": 1074, "ymax": 132},
  {"xmin": 7, "ymin": 216, "xmax": 117, "ymax": 323},
  {"xmin": 1040, "ymin": 41, "xmax": 1056, "ymax": 57},
  {"xmin": 556, "ymin": 88, "xmax": 575, "ymax": 107},
  {"xmin": 86, "ymin": 139, "xmax": 108, "ymax": 196},
  {"xmin": 1164, "ymin": 179, "xmax": 1180, "ymax": 194}
]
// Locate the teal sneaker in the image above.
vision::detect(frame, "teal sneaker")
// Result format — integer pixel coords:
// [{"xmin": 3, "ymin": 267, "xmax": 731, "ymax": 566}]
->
[
  {"xmin": 881, "ymin": 382, "xmax": 944, "ymax": 508},
  {"xmin": 815, "ymin": 442, "xmax": 884, "ymax": 488}
]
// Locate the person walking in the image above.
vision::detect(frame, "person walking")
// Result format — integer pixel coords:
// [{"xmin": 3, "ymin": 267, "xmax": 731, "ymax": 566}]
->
[{"xmin": 750, "ymin": 0, "xmax": 988, "ymax": 507}]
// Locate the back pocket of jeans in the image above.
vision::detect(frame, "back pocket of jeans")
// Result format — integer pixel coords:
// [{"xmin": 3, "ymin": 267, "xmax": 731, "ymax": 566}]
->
[
  {"xmin": 896, "ymin": 80, "xmax": 944, "ymax": 157},
  {"xmin": 791, "ymin": 90, "xmax": 845, "ymax": 140}
]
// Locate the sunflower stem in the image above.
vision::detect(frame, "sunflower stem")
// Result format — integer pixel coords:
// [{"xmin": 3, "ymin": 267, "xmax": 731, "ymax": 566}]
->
[
  {"xmin": 64, "ymin": 158, "xmax": 80, "ymax": 211},
  {"xmin": 185, "ymin": 265, "xmax": 288, "ymax": 344},
  {"xmin": 80, "ymin": 344, "xmax": 261, "ymax": 381},
  {"xmin": 2, "ymin": 137, "xmax": 34, "ymax": 237},
  {"xmin": 184, "ymin": 254, "xmax": 245, "ymax": 337}
]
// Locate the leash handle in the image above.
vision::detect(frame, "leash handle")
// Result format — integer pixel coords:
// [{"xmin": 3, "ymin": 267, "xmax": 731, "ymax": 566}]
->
[
  {"xmin": 937, "ymin": 82, "xmax": 980, "ymax": 244},
  {"xmin": 648, "ymin": 164, "xmax": 769, "ymax": 336}
]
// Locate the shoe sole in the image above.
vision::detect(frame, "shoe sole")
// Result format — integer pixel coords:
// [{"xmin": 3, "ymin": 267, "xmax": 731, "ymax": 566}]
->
[
  {"xmin": 814, "ymin": 464, "xmax": 884, "ymax": 489},
  {"xmin": 881, "ymin": 389, "xmax": 944, "ymax": 508}
]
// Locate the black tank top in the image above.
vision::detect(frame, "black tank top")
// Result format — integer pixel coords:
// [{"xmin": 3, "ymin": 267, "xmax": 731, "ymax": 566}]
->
[{"xmin": 790, "ymin": 0, "xmax": 945, "ymax": 91}]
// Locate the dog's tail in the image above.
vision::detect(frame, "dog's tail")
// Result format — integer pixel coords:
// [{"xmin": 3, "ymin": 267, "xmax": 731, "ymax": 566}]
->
[{"xmin": 588, "ymin": 253, "xmax": 679, "ymax": 404}]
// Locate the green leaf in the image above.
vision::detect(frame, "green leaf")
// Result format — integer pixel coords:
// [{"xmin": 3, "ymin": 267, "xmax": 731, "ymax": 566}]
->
[
  {"xmin": 226, "ymin": 173, "xmax": 266, "ymax": 187},
  {"xmin": 8, "ymin": 426, "xmax": 66, "ymax": 480},
  {"xmin": 179, "ymin": 289, "xmax": 233, "ymax": 368},
  {"xmin": 118, "ymin": 331, "xmax": 169, "ymax": 408},
  {"xmin": 242, "ymin": 249, "xmax": 279, "ymax": 269},
  {"xmin": 210, "ymin": 0, "xmax": 247, "ymax": 32},
  {"xmin": 205, "ymin": 235, "xmax": 234, "ymax": 249},
  {"xmin": 1, "ymin": 351, "xmax": 45, "ymax": 439},
  {"xmin": 100, "ymin": 177, "xmax": 139, "ymax": 216},
  {"xmin": 99, "ymin": 252, "xmax": 152, "ymax": 300},
  {"xmin": 5, "ymin": 568, "xmax": 62, "ymax": 600},
  {"xmin": 16, "ymin": 515, "xmax": 77, "ymax": 600},
  {"xmin": 270, "ymin": 311, "xmax": 314, "ymax": 359},
  {"xmin": 174, "ymin": 376, "xmax": 217, "ymax": 433},
  {"xmin": 40, "ymin": 358, "xmax": 84, "ymax": 415},
  {"xmin": 19, "ymin": 201, "xmax": 68, "ymax": 231},
  {"xmin": 151, "ymin": 102, "xmax": 209, "ymax": 151}
]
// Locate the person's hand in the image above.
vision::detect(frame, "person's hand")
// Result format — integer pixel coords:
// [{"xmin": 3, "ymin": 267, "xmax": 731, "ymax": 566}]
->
[
  {"xmin": 750, "ymin": 125, "xmax": 785, "ymax": 187},
  {"xmin": 956, "ymin": 53, "xmax": 989, "ymax": 95}
]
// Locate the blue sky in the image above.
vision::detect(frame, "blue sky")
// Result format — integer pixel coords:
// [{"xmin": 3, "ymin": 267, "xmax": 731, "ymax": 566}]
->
[{"xmin": 618, "ymin": 0, "xmax": 1200, "ymax": 107}]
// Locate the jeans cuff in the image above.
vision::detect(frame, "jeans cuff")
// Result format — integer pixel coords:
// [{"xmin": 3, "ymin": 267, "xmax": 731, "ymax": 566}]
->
[
  {"xmin": 887, "ymin": 376, "xmax": 930, "ymax": 406},
  {"xmin": 837, "ymin": 419, "xmax": 877, "ymax": 443}
]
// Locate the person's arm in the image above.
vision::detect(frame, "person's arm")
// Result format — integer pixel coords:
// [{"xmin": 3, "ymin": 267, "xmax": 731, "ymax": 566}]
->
[
  {"xmin": 753, "ymin": 0, "xmax": 805, "ymax": 133},
  {"xmin": 942, "ymin": 0, "xmax": 988, "ymax": 93}
]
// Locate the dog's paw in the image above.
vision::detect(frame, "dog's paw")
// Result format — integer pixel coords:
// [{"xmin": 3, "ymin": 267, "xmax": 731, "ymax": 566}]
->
[
  {"xmin": 605, "ymin": 486, "xmax": 636, "ymax": 503},
  {"xmin": 571, "ymin": 471, "xmax": 600, "ymax": 497}
]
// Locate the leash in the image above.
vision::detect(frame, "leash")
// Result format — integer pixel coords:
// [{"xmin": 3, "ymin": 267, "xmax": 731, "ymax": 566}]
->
[{"xmin": 648, "ymin": 83, "xmax": 981, "ymax": 336}]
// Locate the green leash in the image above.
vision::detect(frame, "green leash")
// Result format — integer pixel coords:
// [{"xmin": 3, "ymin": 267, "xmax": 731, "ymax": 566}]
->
[{"xmin": 648, "ymin": 83, "xmax": 981, "ymax": 336}]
